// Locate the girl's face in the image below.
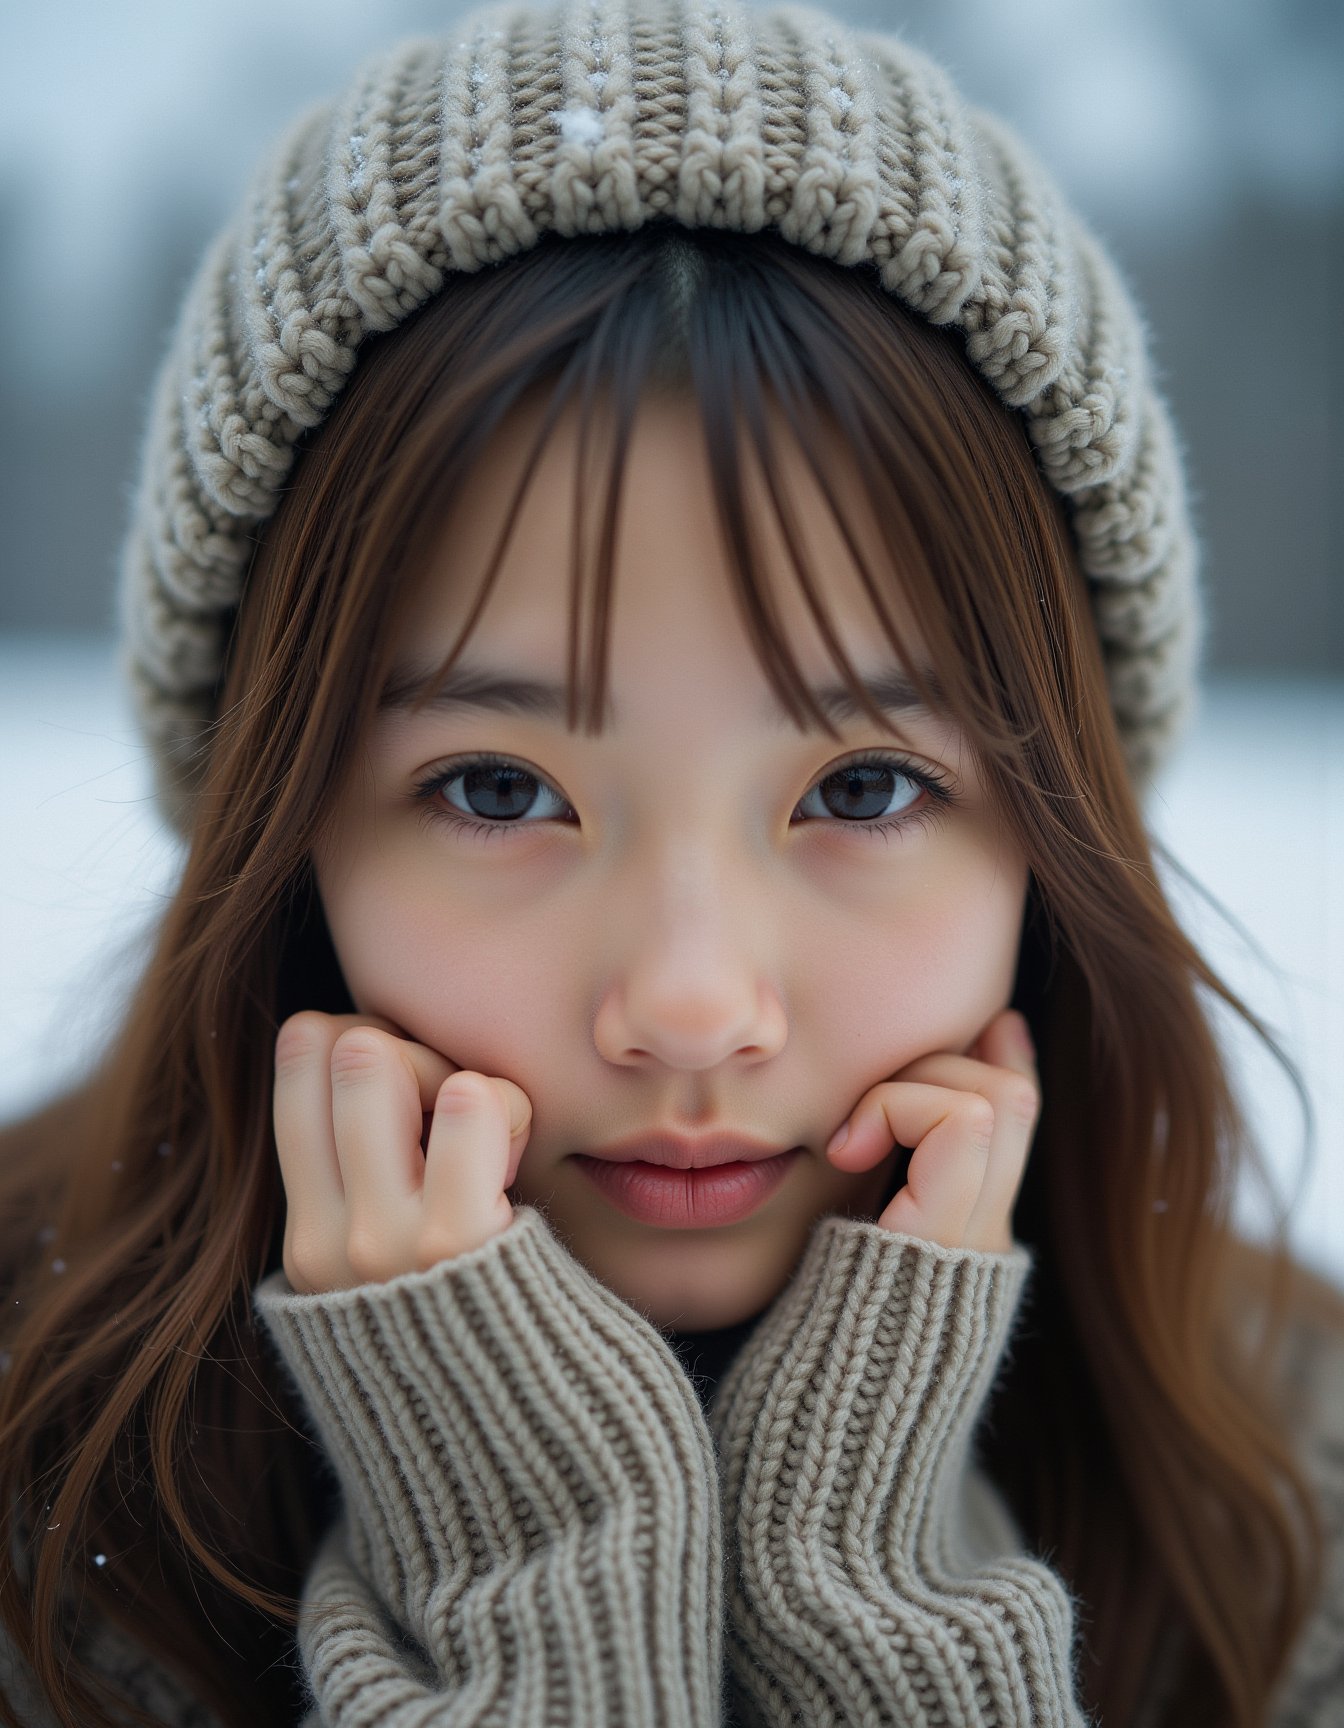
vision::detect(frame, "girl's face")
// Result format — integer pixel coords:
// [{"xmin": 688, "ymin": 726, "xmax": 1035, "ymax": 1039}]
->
[{"xmin": 314, "ymin": 386, "xmax": 1029, "ymax": 1330}]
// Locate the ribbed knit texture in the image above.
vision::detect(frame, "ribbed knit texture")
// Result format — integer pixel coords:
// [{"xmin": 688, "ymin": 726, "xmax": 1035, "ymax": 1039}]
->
[
  {"xmin": 4, "ymin": 1203, "xmax": 1344, "ymax": 1723},
  {"xmin": 706, "ymin": 1215, "xmax": 1084, "ymax": 1725},
  {"xmin": 253, "ymin": 1206, "xmax": 724, "ymax": 1725},
  {"xmin": 117, "ymin": 0, "xmax": 1202, "ymax": 835}
]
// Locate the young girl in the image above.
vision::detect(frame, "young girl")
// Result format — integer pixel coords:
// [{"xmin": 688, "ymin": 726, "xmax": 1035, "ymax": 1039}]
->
[{"xmin": 2, "ymin": 2, "xmax": 1342, "ymax": 1724}]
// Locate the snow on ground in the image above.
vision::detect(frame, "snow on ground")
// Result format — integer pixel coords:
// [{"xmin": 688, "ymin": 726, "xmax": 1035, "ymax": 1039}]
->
[{"xmin": 1, "ymin": 635, "xmax": 1340, "ymax": 1283}]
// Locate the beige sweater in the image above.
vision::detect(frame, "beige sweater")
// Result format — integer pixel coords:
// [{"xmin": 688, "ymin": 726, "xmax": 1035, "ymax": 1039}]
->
[{"xmin": 4, "ymin": 1205, "xmax": 1342, "ymax": 1724}]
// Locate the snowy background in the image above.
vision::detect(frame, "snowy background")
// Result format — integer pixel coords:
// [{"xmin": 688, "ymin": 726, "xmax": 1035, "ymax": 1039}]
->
[{"xmin": 1, "ymin": 1, "xmax": 1341, "ymax": 1284}]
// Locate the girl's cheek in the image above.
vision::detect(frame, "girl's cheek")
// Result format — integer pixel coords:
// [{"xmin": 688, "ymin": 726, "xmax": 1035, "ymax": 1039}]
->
[
  {"xmin": 322, "ymin": 859, "xmax": 561, "ymax": 1052},
  {"xmin": 822, "ymin": 949, "xmax": 1009, "ymax": 1073},
  {"xmin": 799, "ymin": 851, "xmax": 1028, "ymax": 1062}
]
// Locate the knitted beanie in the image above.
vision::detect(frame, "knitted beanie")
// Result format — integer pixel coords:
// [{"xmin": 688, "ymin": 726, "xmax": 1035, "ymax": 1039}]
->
[{"xmin": 119, "ymin": 0, "xmax": 1201, "ymax": 836}]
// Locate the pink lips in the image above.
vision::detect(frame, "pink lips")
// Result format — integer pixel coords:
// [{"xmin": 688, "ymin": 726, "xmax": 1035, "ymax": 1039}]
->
[
  {"xmin": 571, "ymin": 1147, "xmax": 804, "ymax": 1228},
  {"xmin": 581, "ymin": 1131, "xmax": 798, "ymax": 1171}
]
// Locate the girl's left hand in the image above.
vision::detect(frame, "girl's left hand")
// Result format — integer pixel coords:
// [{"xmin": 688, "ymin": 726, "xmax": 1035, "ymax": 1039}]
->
[{"xmin": 824, "ymin": 1009, "xmax": 1040, "ymax": 1255}]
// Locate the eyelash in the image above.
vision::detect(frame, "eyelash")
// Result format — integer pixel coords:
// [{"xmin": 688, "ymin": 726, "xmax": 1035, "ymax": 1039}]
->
[{"xmin": 411, "ymin": 750, "xmax": 957, "ymax": 845}]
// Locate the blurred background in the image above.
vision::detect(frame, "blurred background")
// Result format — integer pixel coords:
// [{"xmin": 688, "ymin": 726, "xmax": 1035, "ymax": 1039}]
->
[{"xmin": 2, "ymin": 0, "xmax": 1341, "ymax": 1277}]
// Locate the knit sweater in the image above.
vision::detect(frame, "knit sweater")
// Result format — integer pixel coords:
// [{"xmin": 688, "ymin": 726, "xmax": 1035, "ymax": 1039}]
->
[{"xmin": 4, "ymin": 1205, "xmax": 1342, "ymax": 1725}]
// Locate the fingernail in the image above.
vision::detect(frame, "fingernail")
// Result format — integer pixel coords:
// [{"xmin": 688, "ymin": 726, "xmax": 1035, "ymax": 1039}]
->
[{"xmin": 825, "ymin": 1123, "xmax": 850, "ymax": 1157}]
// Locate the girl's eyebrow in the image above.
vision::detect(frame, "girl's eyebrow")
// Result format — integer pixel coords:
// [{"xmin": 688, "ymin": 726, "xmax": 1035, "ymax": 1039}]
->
[{"xmin": 377, "ymin": 656, "xmax": 947, "ymax": 731}]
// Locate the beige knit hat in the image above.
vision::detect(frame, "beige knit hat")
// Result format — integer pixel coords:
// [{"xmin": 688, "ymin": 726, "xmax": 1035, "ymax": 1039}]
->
[{"xmin": 119, "ymin": 0, "xmax": 1201, "ymax": 836}]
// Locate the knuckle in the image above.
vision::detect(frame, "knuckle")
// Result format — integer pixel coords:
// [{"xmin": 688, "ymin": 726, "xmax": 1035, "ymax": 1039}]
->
[
  {"xmin": 344, "ymin": 1227, "xmax": 392, "ymax": 1284},
  {"xmin": 961, "ymin": 1096, "xmax": 997, "ymax": 1144},
  {"xmin": 436, "ymin": 1071, "xmax": 482, "ymax": 1109},
  {"xmin": 330, "ymin": 1027, "xmax": 392, "ymax": 1084},
  {"xmin": 274, "ymin": 1012, "xmax": 331, "ymax": 1077},
  {"xmin": 1000, "ymin": 1077, "xmax": 1041, "ymax": 1126},
  {"xmin": 283, "ymin": 1226, "xmax": 327, "ymax": 1294}
]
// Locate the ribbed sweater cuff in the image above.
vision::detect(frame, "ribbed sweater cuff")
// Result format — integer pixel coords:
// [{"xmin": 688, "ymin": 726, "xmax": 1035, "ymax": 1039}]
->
[
  {"xmin": 252, "ymin": 1206, "xmax": 722, "ymax": 1720},
  {"xmin": 711, "ymin": 1216, "xmax": 1086, "ymax": 1726},
  {"xmin": 712, "ymin": 1215, "xmax": 1033, "ymax": 1564}
]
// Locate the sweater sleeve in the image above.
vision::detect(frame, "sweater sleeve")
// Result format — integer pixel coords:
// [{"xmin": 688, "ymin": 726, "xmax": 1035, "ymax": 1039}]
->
[
  {"xmin": 708, "ymin": 1213, "xmax": 1092, "ymax": 1728},
  {"xmin": 251, "ymin": 1204, "xmax": 724, "ymax": 1727}
]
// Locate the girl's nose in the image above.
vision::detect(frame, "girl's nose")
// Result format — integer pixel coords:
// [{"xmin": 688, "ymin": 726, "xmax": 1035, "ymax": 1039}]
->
[{"xmin": 590, "ymin": 866, "xmax": 789, "ymax": 1071}]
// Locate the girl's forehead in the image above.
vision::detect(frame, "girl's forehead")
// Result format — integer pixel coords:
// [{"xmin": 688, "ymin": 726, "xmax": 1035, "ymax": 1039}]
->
[{"xmin": 393, "ymin": 385, "xmax": 922, "ymax": 680}]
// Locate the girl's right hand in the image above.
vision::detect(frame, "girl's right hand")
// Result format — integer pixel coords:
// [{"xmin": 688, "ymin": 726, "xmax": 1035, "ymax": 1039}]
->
[{"xmin": 272, "ymin": 1011, "xmax": 534, "ymax": 1295}]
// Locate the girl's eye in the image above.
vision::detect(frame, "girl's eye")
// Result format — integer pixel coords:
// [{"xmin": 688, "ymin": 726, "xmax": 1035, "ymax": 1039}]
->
[
  {"xmin": 791, "ymin": 752, "xmax": 954, "ymax": 837},
  {"xmin": 414, "ymin": 756, "xmax": 575, "ymax": 841},
  {"xmin": 411, "ymin": 750, "xmax": 955, "ymax": 843}
]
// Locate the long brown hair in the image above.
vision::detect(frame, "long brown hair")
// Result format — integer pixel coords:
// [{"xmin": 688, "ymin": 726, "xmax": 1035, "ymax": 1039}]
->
[{"xmin": 2, "ymin": 221, "xmax": 1340, "ymax": 1728}]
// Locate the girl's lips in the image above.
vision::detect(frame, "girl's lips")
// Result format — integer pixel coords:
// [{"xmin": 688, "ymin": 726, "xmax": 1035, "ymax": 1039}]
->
[{"xmin": 570, "ymin": 1147, "xmax": 804, "ymax": 1228}]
